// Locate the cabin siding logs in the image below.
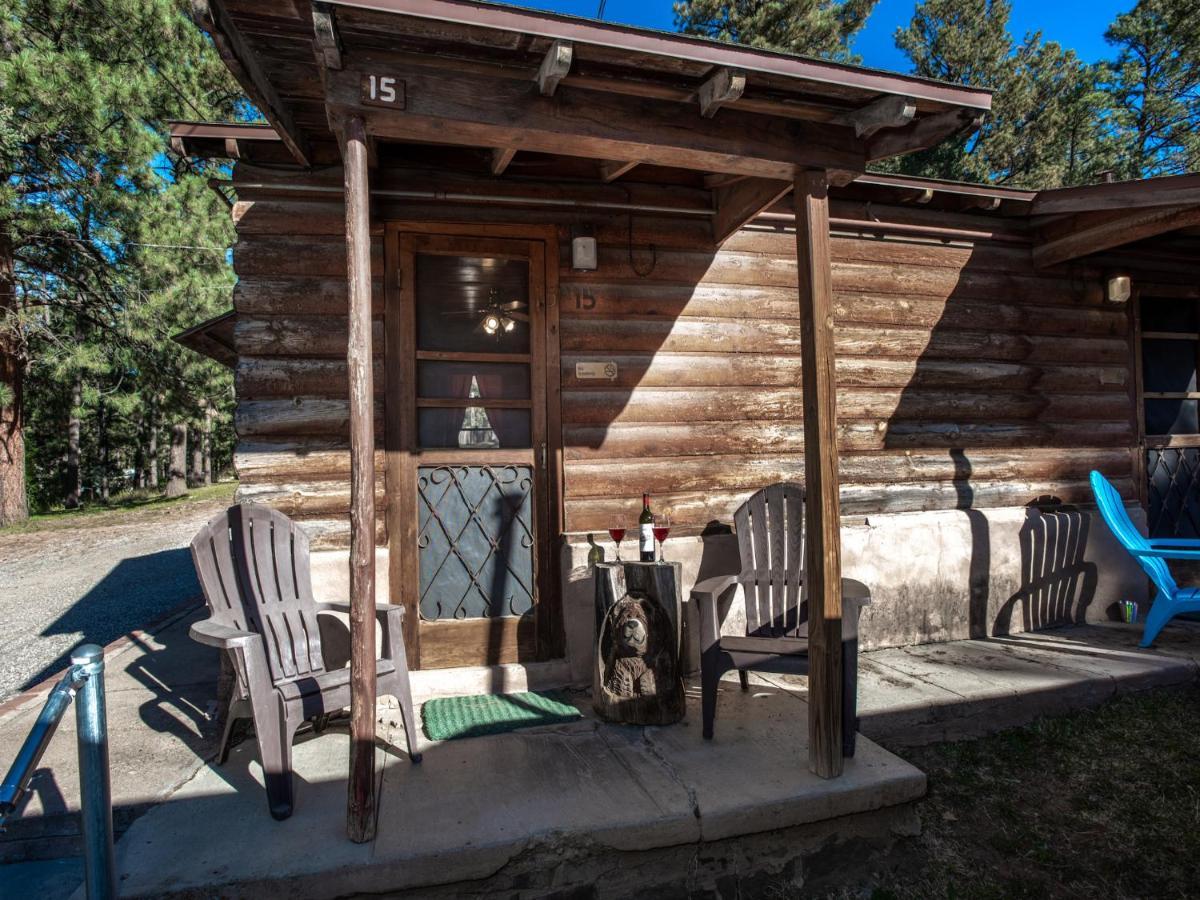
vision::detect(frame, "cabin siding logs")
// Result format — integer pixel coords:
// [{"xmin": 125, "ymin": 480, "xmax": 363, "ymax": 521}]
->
[{"xmin": 228, "ymin": 168, "xmax": 1145, "ymax": 550}]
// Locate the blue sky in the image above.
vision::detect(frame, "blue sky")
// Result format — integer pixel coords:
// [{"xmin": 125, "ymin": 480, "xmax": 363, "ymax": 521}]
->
[{"xmin": 519, "ymin": 0, "xmax": 1133, "ymax": 72}]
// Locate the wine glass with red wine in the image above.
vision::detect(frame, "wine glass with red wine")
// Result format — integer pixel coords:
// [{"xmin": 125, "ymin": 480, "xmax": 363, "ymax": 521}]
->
[
  {"xmin": 652, "ymin": 514, "xmax": 670, "ymax": 562},
  {"xmin": 608, "ymin": 527, "xmax": 626, "ymax": 562}
]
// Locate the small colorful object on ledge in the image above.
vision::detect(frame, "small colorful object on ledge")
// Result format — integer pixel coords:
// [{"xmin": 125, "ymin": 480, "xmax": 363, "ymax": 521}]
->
[{"xmin": 1119, "ymin": 600, "xmax": 1139, "ymax": 624}]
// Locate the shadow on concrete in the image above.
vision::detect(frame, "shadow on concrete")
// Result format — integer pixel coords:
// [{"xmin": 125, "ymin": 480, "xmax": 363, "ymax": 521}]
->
[{"xmin": 24, "ymin": 548, "xmax": 201, "ymax": 691}]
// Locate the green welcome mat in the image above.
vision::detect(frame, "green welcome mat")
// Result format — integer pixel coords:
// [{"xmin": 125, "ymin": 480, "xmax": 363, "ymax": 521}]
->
[{"xmin": 421, "ymin": 691, "xmax": 583, "ymax": 741}]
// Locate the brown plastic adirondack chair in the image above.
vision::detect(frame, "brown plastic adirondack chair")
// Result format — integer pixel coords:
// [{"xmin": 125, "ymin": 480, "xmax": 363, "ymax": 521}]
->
[
  {"xmin": 693, "ymin": 483, "xmax": 870, "ymax": 754},
  {"xmin": 189, "ymin": 504, "xmax": 420, "ymax": 820}
]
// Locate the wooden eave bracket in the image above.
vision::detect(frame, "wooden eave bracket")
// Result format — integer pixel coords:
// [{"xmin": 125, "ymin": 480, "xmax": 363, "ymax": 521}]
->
[
  {"xmin": 866, "ymin": 108, "xmax": 984, "ymax": 163},
  {"xmin": 491, "ymin": 147, "xmax": 517, "ymax": 175},
  {"xmin": 698, "ymin": 68, "xmax": 746, "ymax": 118},
  {"xmin": 537, "ymin": 40, "xmax": 573, "ymax": 96},
  {"xmin": 312, "ymin": 2, "xmax": 344, "ymax": 70},
  {"xmin": 1032, "ymin": 203, "xmax": 1200, "ymax": 269},
  {"xmin": 191, "ymin": 0, "xmax": 313, "ymax": 168},
  {"xmin": 599, "ymin": 160, "xmax": 639, "ymax": 183},
  {"xmin": 835, "ymin": 95, "xmax": 916, "ymax": 139},
  {"xmin": 711, "ymin": 177, "xmax": 792, "ymax": 245}
]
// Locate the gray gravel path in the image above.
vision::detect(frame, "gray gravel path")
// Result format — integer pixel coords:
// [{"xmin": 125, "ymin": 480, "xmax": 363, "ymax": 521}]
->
[{"xmin": 0, "ymin": 494, "xmax": 231, "ymax": 701}]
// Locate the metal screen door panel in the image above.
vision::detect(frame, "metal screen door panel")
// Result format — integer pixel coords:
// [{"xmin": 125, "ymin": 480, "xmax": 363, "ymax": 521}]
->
[
  {"xmin": 1147, "ymin": 449, "xmax": 1200, "ymax": 538},
  {"xmin": 417, "ymin": 464, "xmax": 536, "ymax": 621}
]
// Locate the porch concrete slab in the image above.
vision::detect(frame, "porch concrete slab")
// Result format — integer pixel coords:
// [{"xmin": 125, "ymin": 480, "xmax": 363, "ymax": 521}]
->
[
  {"xmin": 102, "ymin": 686, "xmax": 924, "ymax": 899},
  {"xmin": 0, "ymin": 606, "xmax": 218, "ymax": 863}
]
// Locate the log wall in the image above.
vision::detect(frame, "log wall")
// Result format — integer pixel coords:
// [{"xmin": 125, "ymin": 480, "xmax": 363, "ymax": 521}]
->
[{"xmin": 228, "ymin": 166, "xmax": 1144, "ymax": 549}]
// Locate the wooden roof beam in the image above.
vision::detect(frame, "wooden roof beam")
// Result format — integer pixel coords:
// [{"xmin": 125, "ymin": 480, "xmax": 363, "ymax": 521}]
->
[
  {"xmin": 866, "ymin": 108, "xmax": 983, "ymax": 163},
  {"xmin": 536, "ymin": 40, "xmax": 573, "ymax": 96},
  {"xmin": 698, "ymin": 68, "xmax": 746, "ymax": 118},
  {"xmin": 191, "ymin": 0, "xmax": 312, "ymax": 168},
  {"xmin": 1033, "ymin": 204, "xmax": 1200, "ymax": 269},
  {"xmin": 599, "ymin": 160, "xmax": 639, "ymax": 183},
  {"xmin": 711, "ymin": 177, "xmax": 792, "ymax": 245},
  {"xmin": 324, "ymin": 65, "xmax": 865, "ymax": 179},
  {"xmin": 491, "ymin": 147, "xmax": 516, "ymax": 175},
  {"xmin": 312, "ymin": 2, "xmax": 344, "ymax": 70},
  {"xmin": 835, "ymin": 94, "xmax": 916, "ymax": 138},
  {"xmin": 1032, "ymin": 173, "xmax": 1200, "ymax": 216}
]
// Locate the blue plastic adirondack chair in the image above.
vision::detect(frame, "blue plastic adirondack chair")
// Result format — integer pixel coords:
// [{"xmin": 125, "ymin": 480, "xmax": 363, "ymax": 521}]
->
[{"xmin": 1091, "ymin": 470, "xmax": 1200, "ymax": 647}]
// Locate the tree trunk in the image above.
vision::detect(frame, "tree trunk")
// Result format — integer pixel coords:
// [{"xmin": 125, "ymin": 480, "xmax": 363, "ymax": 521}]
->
[
  {"xmin": 146, "ymin": 399, "xmax": 159, "ymax": 489},
  {"xmin": 65, "ymin": 324, "xmax": 83, "ymax": 508},
  {"xmin": 202, "ymin": 402, "xmax": 214, "ymax": 485},
  {"xmin": 0, "ymin": 230, "xmax": 28, "ymax": 526},
  {"xmin": 98, "ymin": 398, "xmax": 109, "ymax": 503},
  {"xmin": 166, "ymin": 422, "xmax": 188, "ymax": 498},
  {"xmin": 132, "ymin": 410, "xmax": 144, "ymax": 490},
  {"xmin": 190, "ymin": 422, "xmax": 203, "ymax": 487}
]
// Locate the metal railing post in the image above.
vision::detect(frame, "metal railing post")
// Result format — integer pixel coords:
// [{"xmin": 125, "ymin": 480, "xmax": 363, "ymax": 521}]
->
[{"xmin": 72, "ymin": 644, "xmax": 116, "ymax": 900}]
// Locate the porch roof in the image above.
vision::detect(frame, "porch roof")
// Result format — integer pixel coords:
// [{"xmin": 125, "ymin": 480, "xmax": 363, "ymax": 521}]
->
[{"xmin": 193, "ymin": 0, "xmax": 991, "ymax": 177}]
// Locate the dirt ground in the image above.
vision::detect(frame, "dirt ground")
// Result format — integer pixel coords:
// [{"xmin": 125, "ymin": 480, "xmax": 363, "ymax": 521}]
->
[{"xmin": 0, "ymin": 484, "xmax": 236, "ymax": 701}]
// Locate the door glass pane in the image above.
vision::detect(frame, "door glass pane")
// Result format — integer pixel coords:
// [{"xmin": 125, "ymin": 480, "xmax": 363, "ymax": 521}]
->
[
  {"xmin": 418, "ymin": 408, "xmax": 532, "ymax": 449},
  {"xmin": 1145, "ymin": 399, "xmax": 1198, "ymax": 435},
  {"xmin": 418, "ymin": 361, "xmax": 531, "ymax": 399},
  {"xmin": 1142, "ymin": 339, "xmax": 1198, "ymax": 393},
  {"xmin": 1142, "ymin": 298, "xmax": 1197, "ymax": 333},
  {"xmin": 415, "ymin": 254, "xmax": 530, "ymax": 353}
]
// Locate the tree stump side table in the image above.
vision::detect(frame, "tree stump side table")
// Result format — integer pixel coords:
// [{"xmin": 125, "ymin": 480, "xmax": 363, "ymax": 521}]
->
[{"xmin": 592, "ymin": 560, "xmax": 685, "ymax": 725}]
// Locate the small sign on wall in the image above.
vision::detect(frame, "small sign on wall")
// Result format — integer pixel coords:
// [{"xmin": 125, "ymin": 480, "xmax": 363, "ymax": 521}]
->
[
  {"xmin": 361, "ymin": 75, "xmax": 406, "ymax": 108},
  {"xmin": 576, "ymin": 361, "xmax": 618, "ymax": 381}
]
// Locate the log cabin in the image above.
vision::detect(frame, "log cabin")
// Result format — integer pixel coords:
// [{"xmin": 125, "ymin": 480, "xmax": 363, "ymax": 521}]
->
[{"xmin": 173, "ymin": 0, "xmax": 1200, "ymax": 811}]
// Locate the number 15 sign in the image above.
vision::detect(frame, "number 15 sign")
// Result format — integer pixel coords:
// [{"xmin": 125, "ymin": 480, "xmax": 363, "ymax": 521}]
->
[{"xmin": 361, "ymin": 75, "xmax": 406, "ymax": 109}]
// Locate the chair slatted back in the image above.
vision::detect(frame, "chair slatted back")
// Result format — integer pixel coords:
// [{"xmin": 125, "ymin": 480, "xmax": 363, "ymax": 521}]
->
[
  {"xmin": 190, "ymin": 504, "xmax": 325, "ymax": 684},
  {"xmin": 1090, "ymin": 470, "xmax": 1176, "ymax": 598},
  {"xmin": 733, "ymin": 483, "xmax": 806, "ymax": 637}
]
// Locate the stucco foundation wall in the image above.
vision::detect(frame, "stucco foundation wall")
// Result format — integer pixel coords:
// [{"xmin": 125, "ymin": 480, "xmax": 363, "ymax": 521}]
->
[
  {"xmin": 300, "ymin": 503, "xmax": 1148, "ymax": 690},
  {"xmin": 560, "ymin": 504, "xmax": 1148, "ymax": 684}
]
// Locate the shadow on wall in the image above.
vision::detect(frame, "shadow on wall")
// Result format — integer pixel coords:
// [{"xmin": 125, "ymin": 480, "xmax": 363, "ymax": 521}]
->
[
  {"xmin": 993, "ymin": 498, "xmax": 1097, "ymax": 634},
  {"xmin": 875, "ymin": 228, "xmax": 1118, "ymax": 639}
]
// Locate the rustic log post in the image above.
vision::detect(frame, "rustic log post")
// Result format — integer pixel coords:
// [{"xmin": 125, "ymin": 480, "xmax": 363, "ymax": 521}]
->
[
  {"xmin": 793, "ymin": 169, "xmax": 844, "ymax": 778},
  {"xmin": 341, "ymin": 114, "xmax": 378, "ymax": 843}
]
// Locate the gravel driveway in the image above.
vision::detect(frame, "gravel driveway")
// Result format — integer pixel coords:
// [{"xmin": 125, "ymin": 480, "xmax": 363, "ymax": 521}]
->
[{"xmin": 0, "ymin": 492, "xmax": 233, "ymax": 701}]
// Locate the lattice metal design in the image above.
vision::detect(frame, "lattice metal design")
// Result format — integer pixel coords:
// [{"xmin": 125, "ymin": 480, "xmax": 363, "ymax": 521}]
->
[
  {"xmin": 417, "ymin": 465, "xmax": 535, "ymax": 621},
  {"xmin": 1147, "ymin": 449, "xmax": 1200, "ymax": 538}
]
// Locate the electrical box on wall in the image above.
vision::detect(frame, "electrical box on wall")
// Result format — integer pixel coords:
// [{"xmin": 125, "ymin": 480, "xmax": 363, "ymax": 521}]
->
[{"xmin": 571, "ymin": 235, "xmax": 598, "ymax": 271}]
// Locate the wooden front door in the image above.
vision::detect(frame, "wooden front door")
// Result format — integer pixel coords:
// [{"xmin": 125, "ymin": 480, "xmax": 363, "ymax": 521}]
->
[{"xmin": 385, "ymin": 229, "xmax": 557, "ymax": 669}]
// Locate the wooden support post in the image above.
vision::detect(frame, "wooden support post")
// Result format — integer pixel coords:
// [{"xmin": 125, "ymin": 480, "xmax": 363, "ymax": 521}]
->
[
  {"xmin": 793, "ymin": 169, "xmax": 844, "ymax": 779},
  {"xmin": 342, "ymin": 115, "xmax": 378, "ymax": 842}
]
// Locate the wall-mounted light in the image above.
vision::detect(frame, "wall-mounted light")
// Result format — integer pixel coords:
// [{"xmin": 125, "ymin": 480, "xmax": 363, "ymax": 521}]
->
[
  {"xmin": 1106, "ymin": 271, "xmax": 1132, "ymax": 304},
  {"xmin": 571, "ymin": 224, "xmax": 597, "ymax": 271}
]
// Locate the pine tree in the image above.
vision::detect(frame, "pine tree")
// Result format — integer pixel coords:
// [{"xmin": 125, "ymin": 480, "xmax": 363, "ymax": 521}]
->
[
  {"xmin": 1101, "ymin": 0, "xmax": 1200, "ymax": 178},
  {"xmin": 674, "ymin": 0, "xmax": 880, "ymax": 62},
  {"xmin": 0, "ymin": 0, "xmax": 238, "ymax": 521},
  {"xmin": 890, "ymin": 0, "xmax": 1112, "ymax": 188}
]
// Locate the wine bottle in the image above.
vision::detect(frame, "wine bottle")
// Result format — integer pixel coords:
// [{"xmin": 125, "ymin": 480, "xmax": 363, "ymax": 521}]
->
[
  {"xmin": 586, "ymin": 533, "xmax": 604, "ymax": 568},
  {"xmin": 639, "ymin": 493, "xmax": 654, "ymax": 561}
]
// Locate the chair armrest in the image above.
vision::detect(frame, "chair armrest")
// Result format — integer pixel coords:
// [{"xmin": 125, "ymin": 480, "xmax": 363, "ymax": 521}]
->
[
  {"xmin": 1131, "ymin": 546, "xmax": 1200, "ymax": 561},
  {"xmin": 317, "ymin": 601, "xmax": 406, "ymax": 621},
  {"xmin": 1148, "ymin": 538, "xmax": 1200, "ymax": 548},
  {"xmin": 691, "ymin": 573, "xmax": 739, "ymax": 655},
  {"xmin": 189, "ymin": 619, "xmax": 259, "ymax": 650},
  {"xmin": 691, "ymin": 573, "xmax": 739, "ymax": 602},
  {"xmin": 316, "ymin": 602, "xmax": 408, "ymax": 662}
]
